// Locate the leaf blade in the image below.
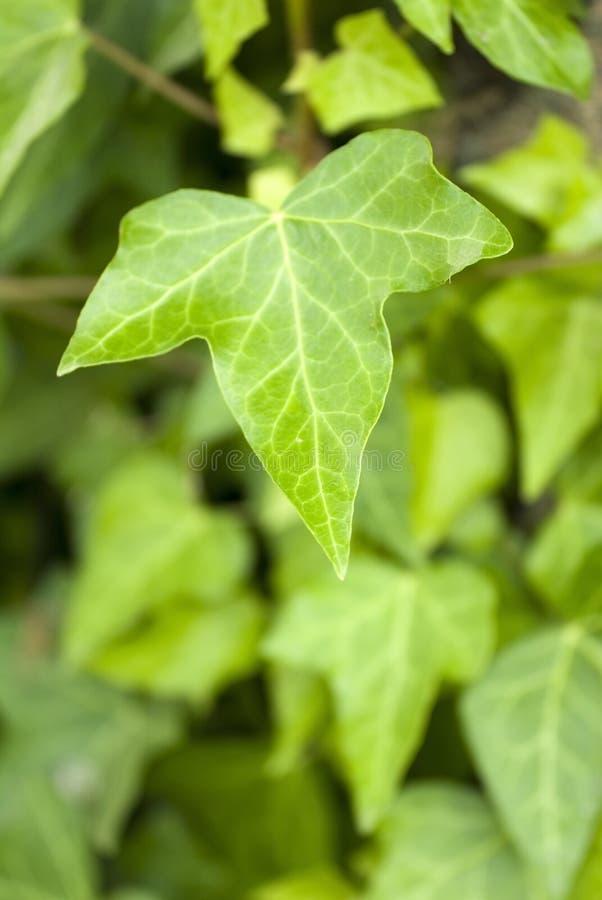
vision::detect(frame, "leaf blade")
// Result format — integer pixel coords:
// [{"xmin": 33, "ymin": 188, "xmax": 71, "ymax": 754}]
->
[{"xmin": 59, "ymin": 130, "xmax": 512, "ymax": 574}]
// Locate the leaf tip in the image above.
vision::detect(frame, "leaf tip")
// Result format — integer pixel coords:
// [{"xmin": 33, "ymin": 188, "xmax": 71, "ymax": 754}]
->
[{"xmin": 56, "ymin": 353, "xmax": 77, "ymax": 377}]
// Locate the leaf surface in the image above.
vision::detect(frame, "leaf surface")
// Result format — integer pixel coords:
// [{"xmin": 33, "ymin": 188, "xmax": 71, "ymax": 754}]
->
[
  {"xmin": 408, "ymin": 388, "xmax": 510, "ymax": 548},
  {"xmin": 149, "ymin": 740, "xmax": 337, "ymax": 894},
  {"xmin": 91, "ymin": 596, "xmax": 265, "ymax": 702},
  {"xmin": 306, "ymin": 11, "xmax": 442, "ymax": 133},
  {"xmin": 462, "ymin": 116, "xmax": 597, "ymax": 228},
  {"xmin": 194, "ymin": 0, "xmax": 267, "ymax": 78},
  {"xmin": 64, "ymin": 452, "xmax": 252, "ymax": 664},
  {"xmin": 0, "ymin": 774, "xmax": 96, "ymax": 900},
  {"xmin": 214, "ymin": 67, "xmax": 283, "ymax": 158},
  {"xmin": 0, "ymin": 653, "xmax": 180, "ymax": 851},
  {"xmin": 526, "ymin": 500, "xmax": 602, "ymax": 615},
  {"xmin": 453, "ymin": 0, "xmax": 593, "ymax": 98},
  {"xmin": 394, "ymin": 0, "xmax": 453, "ymax": 53},
  {"xmin": 59, "ymin": 130, "xmax": 511, "ymax": 575},
  {"xmin": 264, "ymin": 556, "xmax": 496, "ymax": 829},
  {"xmin": 462, "ymin": 622, "xmax": 602, "ymax": 898},
  {"xmin": 365, "ymin": 782, "xmax": 534, "ymax": 899},
  {"xmin": 250, "ymin": 869, "xmax": 354, "ymax": 900},
  {"xmin": 476, "ymin": 277, "xmax": 602, "ymax": 498},
  {"xmin": 0, "ymin": 0, "xmax": 87, "ymax": 196}
]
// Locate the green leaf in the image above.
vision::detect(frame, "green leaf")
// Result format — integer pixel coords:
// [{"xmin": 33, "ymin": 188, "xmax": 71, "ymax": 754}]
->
[
  {"xmin": 147, "ymin": 0, "xmax": 201, "ymax": 74},
  {"xmin": 214, "ymin": 67, "xmax": 283, "ymax": 159},
  {"xmin": 116, "ymin": 808, "xmax": 231, "ymax": 900},
  {"xmin": 527, "ymin": 500, "xmax": 602, "ymax": 616},
  {"xmin": 394, "ymin": 0, "xmax": 453, "ymax": 53},
  {"xmin": 264, "ymin": 556, "xmax": 496, "ymax": 830},
  {"xmin": 250, "ymin": 869, "xmax": 354, "ymax": 900},
  {"xmin": 248, "ymin": 165, "xmax": 298, "ymax": 211},
  {"xmin": 149, "ymin": 740, "xmax": 337, "ymax": 894},
  {"xmin": 267, "ymin": 666, "xmax": 329, "ymax": 774},
  {"xmin": 107, "ymin": 891, "xmax": 162, "ymax": 900},
  {"xmin": 408, "ymin": 388, "xmax": 510, "ymax": 548},
  {"xmin": 365, "ymin": 782, "xmax": 534, "ymax": 899},
  {"xmin": 453, "ymin": 0, "xmax": 593, "ymax": 98},
  {"xmin": 571, "ymin": 817, "xmax": 602, "ymax": 900},
  {"xmin": 0, "ymin": 0, "xmax": 141, "ymax": 270},
  {"xmin": 551, "ymin": 186, "xmax": 602, "ymax": 253},
  {"xmin": 353, "ymin": 370, "xmax": 418, "ymax": 564},
  {"xmin": 90, "ymin": 595, "xmax": 265, "ymax": 702},
  {"xmin": 0, "ymin": 773, "xmax": 97, "ymax": 900},
  {"xmin": 64, "ymin": 451, "xmax": 253, "ymax": 664},
  {"xmin": 462, "ymin": 622, "xmax": 602, "ymax": 898},
  {"xmin": 0, "ymin": 0, "xmax": 87, "ymax": 197},
  {"xmin": 476, "ymin": 276, "xmax": 602, "ymax": 498},
  {"xmin": 194, "ymin": 0, "xmax": 268, "ymax": 78},
  {"xmin": 0, "ymin": 652, "xmax": 180, "ymax": 851},
  {"xmin": 461, "ymin": 116, "xmax": 598, "ymax": 229},
  {"xmin": 59, "ymin": 129, "xmax": 512, "ymax": 576},
  {"xmin": 306, "ymin": 11, "xmax": 442, "ymax": 134}
]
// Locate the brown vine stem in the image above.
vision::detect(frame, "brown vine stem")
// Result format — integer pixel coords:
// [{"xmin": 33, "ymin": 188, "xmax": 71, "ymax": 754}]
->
[
  {"xmin": 482, "ymin": 247, "xmax": 602, "ymax": 279},
  {"xmin": 0, "ymin": 276, "xmax": 97, "ymax": 304},
  {"xmin": 85, "ymin": 28, "xmax": 219, "ymax": 126},
  {"xmin": 86, "ymin": 29, "xmax": 296, "ymax": 153},
  {"xmin": 9, "ymin": 302, "xmax": 201, "ymax": 378},
  {"xmin": 2, "ymin": 248, "xmax": 602, "ymax": 308},
  {"xmin": 284, "ymin": 0, "xmax": 325, "ymax": 171}
]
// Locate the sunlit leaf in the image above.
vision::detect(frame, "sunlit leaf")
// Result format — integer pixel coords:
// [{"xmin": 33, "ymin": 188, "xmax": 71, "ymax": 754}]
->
[
  {"xmin": 453, "ymin": 0, "xmax": 593, "ymax": 98},
  {"xmin": 91, "ymin": 596, "xmax": 265, "ymax": 702},
  {"xmin": 59, "ymin": 130, "xmax": 511, "ymax": 576},
  {"xmin": 0, "ymin": 773, "xmax": 97, "ymax": 900},
  {"xmin": 264, "ymin": 556, "xmax": 496, "ymax": 829},
  {"xmin": 194, "ymin": 0, "xmax": 267, "ymax": 78},
  {"xmin": 408, "ymin": 388, "xmax": 510, "ymax": 548},
  {"xmin": 306, "ymin": 10, "xmax": 442, "ymax": 133},
  {"xmin": 64, "ymin": 451, "xmax": 253, "ymax": 665},
  {"xmin": 365, "ymin": 782, "xmax": 534, "ymax": 899},
  {"xmin": 462, "ymin": 621, "xmax": 602, "ymax": 898},
  {"xmin": 214, "ymin": 67, "xmax": 283, "ymax": 158},
  {"xmin": 476, "ymin": 276, "xmax": 602, "ymax": 498},
  {"xmin": 394, "ymin": 0, "xmax": 453, "ymax": 53},
  {"xmin": 0, "ymin": 0, "xmax": 87, "ymax": 196}
]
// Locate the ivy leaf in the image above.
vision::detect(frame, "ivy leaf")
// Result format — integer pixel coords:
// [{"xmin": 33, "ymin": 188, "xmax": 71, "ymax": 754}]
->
[
  {"xmin": 408, "ymin": 388, "xmax": 510, "ymax": 549},
  {"xmin": 461, "ymin": 116, "xmax": 597, "ymax": 229},
  {"xmin": 250, "ymin": 869, "xmax": 354, "ymax": 900},
  {"xmin": 354, "ymin": 370, "xmax": 418, "ymax": 565},
  {"xmin": 149, "ymin": 740, "xmax": 337, "ymax": 893},
  {"xmin": 393, "ymin": 0, "xmax": 453, "ymax": 53},
  {"xmin": 462, "ymin": 622, "xmax": 602, "ymax": 899},
  {"xmin": 0, "ymin": 773, "xmax": 97, "ymax": 900},
  {"xmin": 306, "ymin": 11, "xmax": 442, "ymax": 134},
  {"xmin": 63, "ymin": 452, "xmax": 252, "ymax": 665},
  {"xmin": 0, "ymin": 0, "xmax": 87, "ymax": 197},
  {"xmin": 0, "ymin": 653, "xmax": 180, "ymax": 852},
  {"xmin": 264, "ymin": 556, "xmax": 496, "ymax": 830},
  {"xmin": 194, "ymin": 0, "xmax": 268, "ymax": 79},
  {"xmin": 571, "ymin": 818, "xmax": 602, "ymax": 900},
  {"xmin": 526, "ymin": 499, "xmax": 602, "ymax": 616},
  {"xmin": 90, "ymin": 596, "xmax": 265, "ymax": 703},
  {"xmin": 551, "ymin": 186, "xmax": 602, "ymax": 253},
  {"xmin": 453, "ymin": 0, "xmax": 593, "ymax": 98},
  {"xmin": 214, "ymin": 67, "xmax": 283, "ymax": 158},
  {"xmin": 365, "ymin": 783, "xmax": 534, "ymax": 899},
  {"xmin": 476, "ymin": 276, "xmax": 602, "ymax": 499},
  {"xmin": 116, "ymin": 808, "xmax": 232, "ymax": 900},
  {"xmin": 59, "ymin": 130, "xmax": 511, "ymax": 576}
]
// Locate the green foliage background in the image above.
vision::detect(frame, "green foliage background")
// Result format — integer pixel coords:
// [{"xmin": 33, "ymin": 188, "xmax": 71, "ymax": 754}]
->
[{"xmin": 1, "ymin": 1, "xmax": 602, "ymax": 898}]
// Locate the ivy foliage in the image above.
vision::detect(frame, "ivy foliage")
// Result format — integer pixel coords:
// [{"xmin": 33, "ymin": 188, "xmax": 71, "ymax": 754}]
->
[{"xmin": 1, "ymin": 0, "xmax": 601, "ymax": 898}]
